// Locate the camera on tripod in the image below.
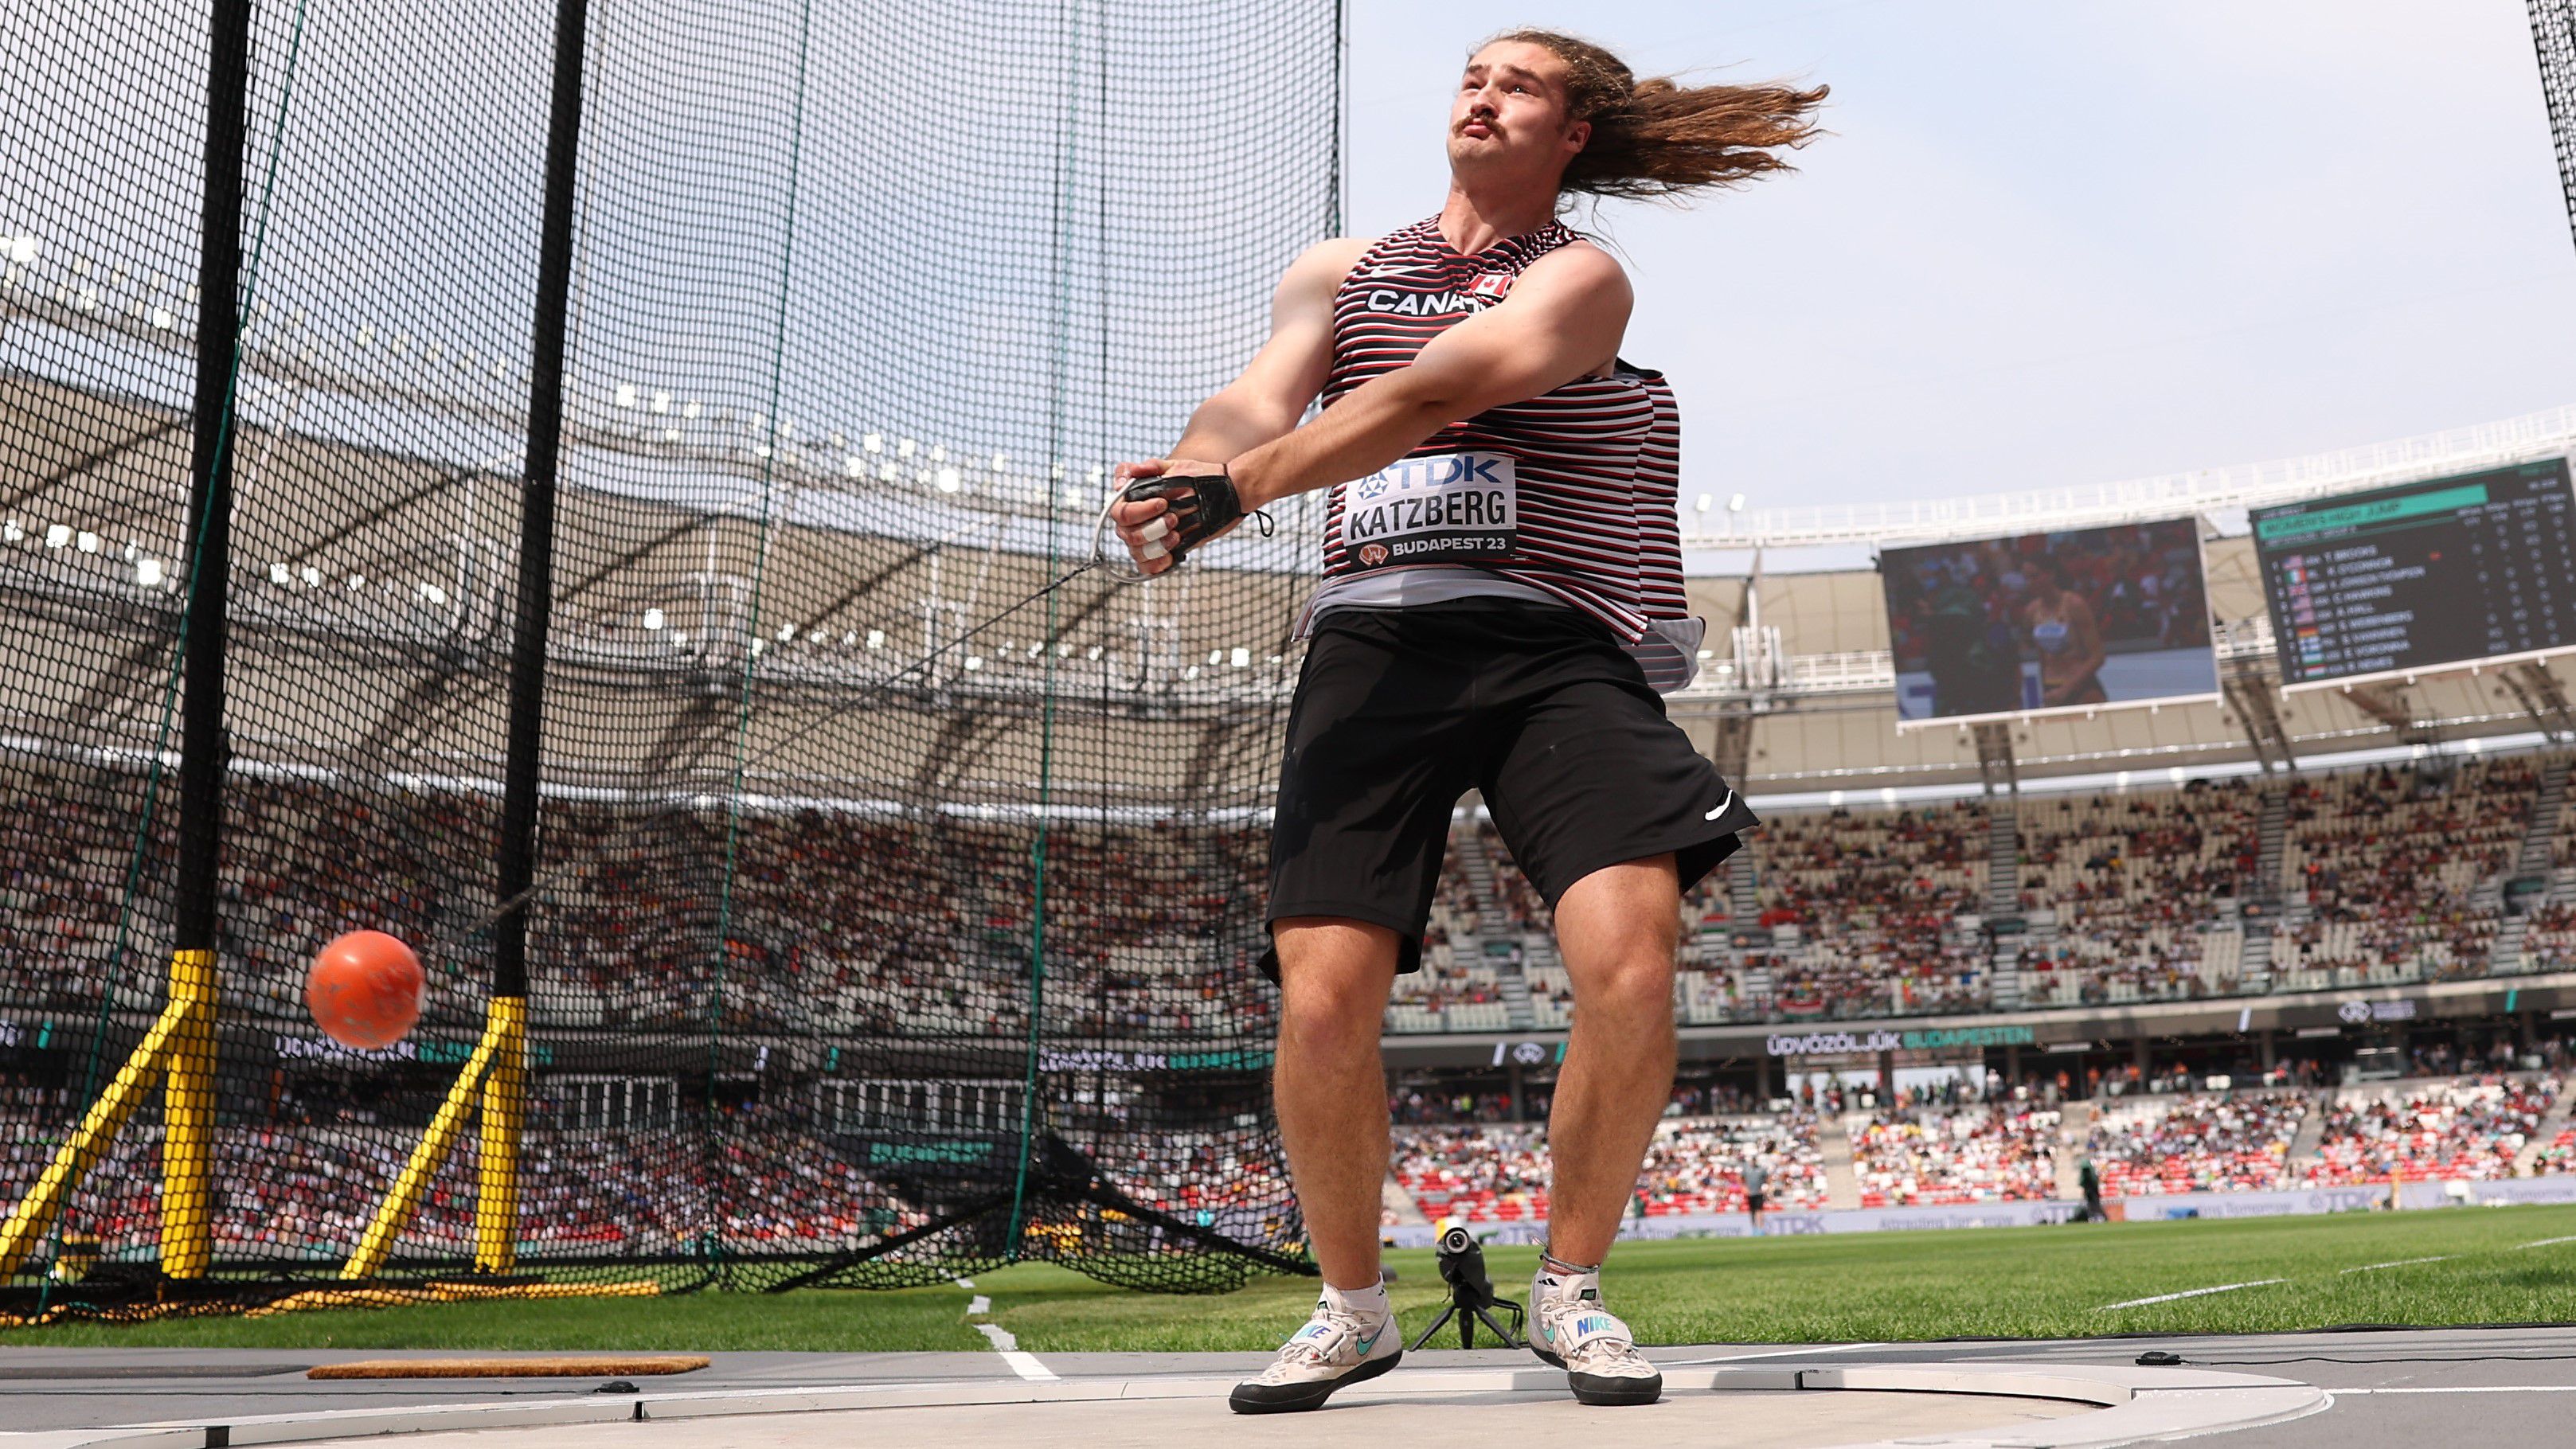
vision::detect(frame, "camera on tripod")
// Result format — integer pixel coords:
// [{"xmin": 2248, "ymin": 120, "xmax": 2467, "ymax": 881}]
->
[{"xmin": 1407, "ymin": 1222, "xmax": 1524, "ymax": 1350}]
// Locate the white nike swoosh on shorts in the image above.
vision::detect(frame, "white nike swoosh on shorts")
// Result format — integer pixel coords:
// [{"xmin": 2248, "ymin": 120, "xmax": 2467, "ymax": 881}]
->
[{"xmin": 1704, "ymin": 789, "xmax": 1736, "ymax": 822}]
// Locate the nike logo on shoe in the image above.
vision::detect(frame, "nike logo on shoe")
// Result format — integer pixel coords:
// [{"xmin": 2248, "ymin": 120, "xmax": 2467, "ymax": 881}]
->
[{"xmin": 1704, "ymin": 788, "xmax": 1736, "ymax": 822}]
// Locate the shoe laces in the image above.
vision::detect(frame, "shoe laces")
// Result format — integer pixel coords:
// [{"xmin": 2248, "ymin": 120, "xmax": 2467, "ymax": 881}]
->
[
  {"xmin": 1538, "ymin": 1279, "xmax": 1641, "ymax": 1364},
  {"xmin": 1269, "ymin": 1303, "xmax": 1367, "ymax": 1370}
]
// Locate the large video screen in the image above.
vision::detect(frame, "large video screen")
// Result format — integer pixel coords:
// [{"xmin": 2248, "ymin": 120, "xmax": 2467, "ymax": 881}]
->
[
  {"xmin": 1883, "ymin": 518, "xmax": 2218, "ymax": 725},
  {"xmin": 2250, "ymin": 459, "xmax": 2576, "ymax": 689}
]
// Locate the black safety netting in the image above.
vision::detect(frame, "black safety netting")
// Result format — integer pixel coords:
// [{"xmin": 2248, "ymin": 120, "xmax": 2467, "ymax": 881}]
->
[{"xmin": 1, "ymin": 0, "xmax": 1339, "ymax": 1320}]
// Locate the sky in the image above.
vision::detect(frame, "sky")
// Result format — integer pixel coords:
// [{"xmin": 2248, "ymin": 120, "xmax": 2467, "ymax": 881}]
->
[{"xmin": 1345, "ymin": 0, "xmax": 2576, "ymax": 531}]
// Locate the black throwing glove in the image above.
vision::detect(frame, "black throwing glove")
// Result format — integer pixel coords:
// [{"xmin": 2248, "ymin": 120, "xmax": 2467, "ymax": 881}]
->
[{"xmin": 1120, "ymin": 470, "xmax": 1253, "ymax": 566}]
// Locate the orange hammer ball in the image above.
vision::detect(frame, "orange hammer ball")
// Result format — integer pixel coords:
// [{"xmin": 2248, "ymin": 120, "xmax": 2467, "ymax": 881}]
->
[{"xmin": 306, "ymin": 930, "xmax": 425, "ymax": 1049}]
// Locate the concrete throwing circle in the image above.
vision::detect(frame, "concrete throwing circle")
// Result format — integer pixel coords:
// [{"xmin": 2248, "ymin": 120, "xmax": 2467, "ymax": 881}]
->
[
  {"xmin": 52, "ymin": 1361, "xmax": 2330, "ymax": 1449},
  {"xmin": 350, "ymin": 1388, "xmax": 2086, "ymax": 1449}
]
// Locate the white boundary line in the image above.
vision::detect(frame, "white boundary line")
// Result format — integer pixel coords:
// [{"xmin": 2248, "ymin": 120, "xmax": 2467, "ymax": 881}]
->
[
  {"xmin": 2515, "ymin": 1236, "xmax": 2576, "ymax": 1249},
  {"xmin": 960, "ymin": 1279, "xmax": 1053, "ymax": 1381},
  {"xmin": 2097, "ymin": 1279, "xmax": 2286, "ymax": 1310},
  {"xmin": 2338, "ymin": 1256, "xmax": 2456, "ymax": 1273},
  {"xmin": 971, "ymin": 1322, "xmax": 1058, "ymax": 1381},
  {"xmin": 2336, "ymin": 1386, "xmax": 2576, "ymax": 1395},
  {"xmin": 1668, "ymin": 1341, "xmax": 1890, "ymax": 1364}
]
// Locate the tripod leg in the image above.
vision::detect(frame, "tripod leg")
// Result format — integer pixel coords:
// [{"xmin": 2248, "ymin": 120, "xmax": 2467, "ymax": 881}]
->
[
  {"xmin": 1469, "ymin": 1303, "xmax": 1523, "ymax": 1349},
  {"xmin": 1407, "ymin": 1299, "xmax": 1460, "ymax": 1352}
]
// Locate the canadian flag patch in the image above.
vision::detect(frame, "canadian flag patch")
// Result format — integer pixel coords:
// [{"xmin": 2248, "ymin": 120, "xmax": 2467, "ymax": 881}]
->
[{"xmin": 1467, "ymin": 271, "xmax": 1513, "ymax": 304}]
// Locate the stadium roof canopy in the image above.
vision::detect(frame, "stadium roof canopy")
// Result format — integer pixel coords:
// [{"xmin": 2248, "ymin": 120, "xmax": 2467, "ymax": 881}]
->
[{"xmin": 6, "ymin": 282, "xmax": 2574, "ymax": 803}]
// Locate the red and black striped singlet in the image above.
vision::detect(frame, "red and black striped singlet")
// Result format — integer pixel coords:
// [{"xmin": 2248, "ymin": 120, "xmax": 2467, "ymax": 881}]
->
[{"xmin": 1312, "ymin": 217, "xmax": 1700, "ymax": 689}]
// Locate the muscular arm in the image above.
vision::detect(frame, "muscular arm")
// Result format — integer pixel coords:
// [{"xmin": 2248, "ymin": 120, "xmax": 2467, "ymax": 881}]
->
[
  {"xmin": 1229, "ymin": 244, "xmax": 1631, "ymax": 512},
  {"xmin": 1113, "ymin": 242, "xmax": 1632, "ymax": 571},
  {"xmin": 1163, "ymin": 236, "xmax": 1368, "ymax": 464}
]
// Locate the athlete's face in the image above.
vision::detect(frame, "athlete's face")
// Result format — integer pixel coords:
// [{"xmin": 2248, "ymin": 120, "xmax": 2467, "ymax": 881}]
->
[{"xmin": 1448, "ymin": 42, "xmax": 1589, "ymax": 189}]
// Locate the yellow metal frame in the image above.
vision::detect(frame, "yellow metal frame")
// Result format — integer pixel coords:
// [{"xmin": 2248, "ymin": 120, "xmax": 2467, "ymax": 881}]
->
[
  {"xmin": 0, "ymin": 966, "xmax": 530, "ymax": 1289},
  {"xmin": 0, "ymin": 948, "xmax": 217, "ymax": 1281},
  {"xmin": 342, "ymin": 995, "xmax": 525, "ymax": 1279}
]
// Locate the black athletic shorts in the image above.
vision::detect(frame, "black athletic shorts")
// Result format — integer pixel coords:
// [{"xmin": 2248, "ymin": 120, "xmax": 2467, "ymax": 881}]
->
[
  {"xmin": 1262, "ymin": 599, "xmax": 1759, "ymax": 977},
  {"xmin": 1745, "ymin": 1190, "xmax": 1767, "ymax": 1214}
]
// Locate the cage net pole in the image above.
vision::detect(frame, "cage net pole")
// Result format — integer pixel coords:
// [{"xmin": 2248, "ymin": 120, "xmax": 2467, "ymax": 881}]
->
[
  {"xmin": 479, "ymin": 0, "xmax": 591, "ymax": 1281},
  {"xmin": 154, "ymin": 0, "xmax": 257, "ymax": 1288},
  {"xmin": 335, "ymin": 0, "xmax": 594, "ymax": 1287},
  {"xmin": 0, "ymin": 0, "xmax": 252, "ymax": 1299},
  {"xmin": 2531, "ymin": 0, "xmax": 2576, "ymax": 255}
]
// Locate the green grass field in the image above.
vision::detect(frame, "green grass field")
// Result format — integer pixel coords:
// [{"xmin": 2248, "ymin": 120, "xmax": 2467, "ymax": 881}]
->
[{"xmin": 11, "ymin": 1204, "xmax": 2576, "ymax": 1353}]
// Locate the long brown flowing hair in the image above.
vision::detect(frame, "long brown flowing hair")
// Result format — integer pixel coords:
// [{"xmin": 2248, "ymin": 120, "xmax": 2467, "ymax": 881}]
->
[{"xmin": 1485, "ymin": 29, "xmax": 1826, "ymax": 201}]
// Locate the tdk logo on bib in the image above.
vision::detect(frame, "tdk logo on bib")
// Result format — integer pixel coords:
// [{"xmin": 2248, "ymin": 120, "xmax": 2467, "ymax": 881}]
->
[{"xmin": 1342, "ymin": 451, "xmax": 1516, "ymax": 569}]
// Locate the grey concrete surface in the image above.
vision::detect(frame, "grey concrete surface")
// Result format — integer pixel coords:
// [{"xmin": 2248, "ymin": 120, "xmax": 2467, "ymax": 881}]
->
[
  {"xmin": 0, "ymin": 1328, "xmax": 2569, "ymax": 1448},
  {"xmin": 318, "ymin": 1388, "xmax": 2089, "ymax": 1449}
]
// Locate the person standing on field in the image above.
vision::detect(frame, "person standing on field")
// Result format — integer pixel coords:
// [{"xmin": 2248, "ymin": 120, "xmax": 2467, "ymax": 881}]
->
[{"xmin": 1108, "ymin": 28, "xmax": 1823, "ymax": 1412}]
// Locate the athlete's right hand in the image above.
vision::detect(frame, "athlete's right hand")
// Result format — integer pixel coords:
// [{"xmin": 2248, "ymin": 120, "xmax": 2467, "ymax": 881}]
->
[
  {"xmin": 1110, "ymin": 459, "xmax": 1178, "ymax": 577},
  {"xmin": 1113, "ymin": 458, "xmax": 1243, "ymax": 575}
]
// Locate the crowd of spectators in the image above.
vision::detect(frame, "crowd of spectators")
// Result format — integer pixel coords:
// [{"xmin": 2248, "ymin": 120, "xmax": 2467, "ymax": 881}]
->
[
  {"xmin": 1386, "ymin": 843, "xmax": 1509, "ymax": 1029},
  {"xmin": 1636, "ymin": 1114, "xmax": 1828, "ymax": 1214},
  {"xmin": 2271, "ymin": 759, "xmax": 2535, "ymax": 984},
  {"xmin": 1390, "ymin": 1124, "xmax": 1551, "ymax": 1223},
  {"xmin": 1478, "ymin": 822, "xmax": 1550, "ymax": 935},
  {"xmin": 2085, "ymin": 1090, "xmax": 2308, "ymax": 1197},
  {"xmin": 1850, "ymin": 1103, "xmax": 2059, "ymax": 1206},
  {"xmin": 1390, "ymin": 1087, "xmax": 1515, "ymax": 1125},
  {"xmin": 0, "ymin": 1077, "xmax": 936, "ymax": 1266},
  {"xmin": 16, "ymin": 752, "xmax": 2574, "ymax": 1052},
  {"xmin": 2015, "ymin": 781, "xmax": 2261, "ymax": 1005},
  {"xmin": 2300, "ymin": 1076, "xmax": 2561, "ymax": 1186},
  {"xmin": 1743, "ymin": 802, "xmax": 1989, "ymax": 1020},
  {"xmin": 2523, "ymin": 901, "xmax": 2576, "ymax": 975},
  {"xmin": 1390, "ymin": 1111, "xmax": 1826, "ymax": 1224},
  {"xmin": 0, "ymin": 766, "xmax": 1280, "ymax": 1045}
]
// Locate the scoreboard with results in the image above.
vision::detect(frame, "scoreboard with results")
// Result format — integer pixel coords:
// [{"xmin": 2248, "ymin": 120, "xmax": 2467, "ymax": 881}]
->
[{"xmin": 2250, "ymin": 459, "xmax": 2576, "ymax": 688}]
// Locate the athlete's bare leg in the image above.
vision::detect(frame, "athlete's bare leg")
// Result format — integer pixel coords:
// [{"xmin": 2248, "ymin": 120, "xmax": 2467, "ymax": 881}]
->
[
  {"xmin": 1272, "ymin": 916, "xmax": 1402, "ymax": 1290},
  {"xmin": 1544, "ymin": 853, "xmax": 1680, "ymax": 1266}
]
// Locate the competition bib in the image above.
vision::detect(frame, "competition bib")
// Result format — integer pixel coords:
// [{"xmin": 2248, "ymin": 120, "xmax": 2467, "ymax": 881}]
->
[{"xmin": 1339, "ymin": 451, "xmax": 1517, "ymax": 570}]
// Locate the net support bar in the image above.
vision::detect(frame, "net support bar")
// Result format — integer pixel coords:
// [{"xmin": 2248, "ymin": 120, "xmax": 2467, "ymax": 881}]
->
[
  {"xmin": 341, "ymin": 996, "xmax": 524, "ymax": 1280},
  {"xmin": 157, "ymin": 948, "xmax": 219, "ymax": 1277},
  {"xmin": 0, "ymin": 950, "xmax": 215, "ymax": 1279},
  {"xmin": 473, "ymin": 997, "xmax": 528, "ymax": 1274}
]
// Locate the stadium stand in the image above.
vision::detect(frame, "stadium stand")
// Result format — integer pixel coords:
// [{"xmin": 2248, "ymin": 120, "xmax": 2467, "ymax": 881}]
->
[
  {"xmin": 1389, "ymin": 1111, "xmax": 1827, "ymax": 1224},
  {"xmin": 1745, "ymin": 802, "xmax": 1990, "ymax": 1020},
  {"xmin": 0, "ymin": 766, "xmax": 1272, "ymax": 1042},
  {"xmin": 1636, "ymin": 1114, "xmax": 1829, "ymax": 1213},
  {"xmin": 16, "ymin": 755, "xmax": 2574, "ymax": 1060},
  {"xmin": 2014, "ymin": 780, "xmax": 2263, "ymax": 1006},
  {"xmin": 1849, "ymin": 1103, "xmax": 2060, "ymax": 1205},
  {"xmin": 2299, "ymin": 1075, "xmax": 2562, "ymax": 1185},
  {"xmin": 1388, "ymin": 839, "xmax": 1510, "ymax": 1033},
  {"xmin": 2085, "ymin": 1090, "xmax": 2308, "ymax": 1197},
  {"xmin": 1391, "ymin": 1124, "xmax": 1551, "ymax": 1224},
  {"xmin": 2523, "ymin": 900, "xmax": 2576, "ymax": 975},
  {"xmin": 2270, "ymin": 758, "xmax": 2538, "ymax": 987}
]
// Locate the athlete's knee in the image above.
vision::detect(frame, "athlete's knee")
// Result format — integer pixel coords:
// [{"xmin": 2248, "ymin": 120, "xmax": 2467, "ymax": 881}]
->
[
  {"xmin": 1572, "ymin": 954, "xmax": 1676, "ymax": 1023},
  {"xmin": 1274, "ymin": 918, "xmax": 1397, "ymax": 1049}
]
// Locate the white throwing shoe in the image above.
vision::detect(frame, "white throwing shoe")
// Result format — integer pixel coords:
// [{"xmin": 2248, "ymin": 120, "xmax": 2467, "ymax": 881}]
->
[
  {"xmin": 1530, "ymin": 1265, "xmax": 1661, "ymax": 1406},
  {"xmin": 1229, "ymin": 1292, "xmax": 1403, "ymax": 1413}
]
